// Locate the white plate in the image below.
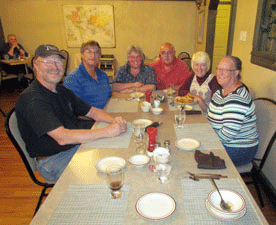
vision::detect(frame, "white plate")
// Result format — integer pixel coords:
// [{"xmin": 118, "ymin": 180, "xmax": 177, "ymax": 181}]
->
[
  {"xmin": 205, "ymin": 199, "xmax": 246, "ymax": 221},
  {"xmin": 176, "ymin": 105, "xmax": 193, "ymax": 111},
  {"xmin": 163, "ymin": 89, "xmax": 176, "ymax": 95},
  {"xmin": 136, "ymin": 193, "xmax": 176, "ymax": 220},
  {"xmin": 129, "ymin": 154, "xmax": 150, "ymax": 167},
  {"xmin": 130, "ymin": 92, "xmax": 145, "ymax": 98},
  {"xmin": 175, "ymin": 138, "xmax": 201, "ymax": 151},
  {"xmin": 96, "ymin": 157, "xmax": 126, "ymax": 173},
  {"xmin": 132, "ymin": 119, "xmax": 153, "ymax": 127}
]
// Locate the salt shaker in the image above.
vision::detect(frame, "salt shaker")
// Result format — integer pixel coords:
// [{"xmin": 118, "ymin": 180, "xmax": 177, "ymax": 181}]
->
[{"xmin": 164, "ymin": 140, "xmax": 170, "ymax": 153}]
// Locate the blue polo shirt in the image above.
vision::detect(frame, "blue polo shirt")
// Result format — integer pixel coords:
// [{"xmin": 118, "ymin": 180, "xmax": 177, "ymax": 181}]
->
[{"xmin": 63, "ymin": 62, "xmax": 112, "ymax": 109}]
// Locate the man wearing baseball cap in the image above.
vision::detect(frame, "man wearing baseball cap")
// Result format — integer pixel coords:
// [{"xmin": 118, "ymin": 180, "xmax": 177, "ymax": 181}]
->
[{"xmin": 16, "ymin": 44, "xmax": 127, "ymax": 183}]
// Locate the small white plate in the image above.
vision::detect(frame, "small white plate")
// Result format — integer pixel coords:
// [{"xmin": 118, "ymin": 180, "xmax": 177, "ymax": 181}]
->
[
  {"xmin": 175, "ymin": 138, "xmax": 201, "ymax": 151},
  {"xmin": 96, "ymin": 157, "xmax": 126, "ymax": 173},
  {"xmin": 136, "ymin": 193, "xmax": 176, "ymax": 220},
  {"xmin": 130, "ymin": 92, "xmax": 145, "ymax": 98},
  {"xmin": 129, "ymin": 154, "xmax": 150, "ymax": 167},
  {"xmin": 205, "ymin": 199, "xmax": 246, "ymax": 221},
  {"xmin": 132, "ymin": 119, "xmax": 152, "ymax": 127},
  {"xmin": 163, "ymin": 89, "xmax": 176, "ymax": 95},
  {"xmin": 185, "ymin": 105, "xmax": 193, "ymax": 111},
  {"xmin": 176, "ymin": 105, "xmax": 193, "ymax": 111},
  {"xmin": 151, "ymin": 107, "xmax": 163, "ymax": 115}
]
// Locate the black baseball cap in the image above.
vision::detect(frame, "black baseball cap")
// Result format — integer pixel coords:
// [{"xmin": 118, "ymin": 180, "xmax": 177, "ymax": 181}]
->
[{"xmin": 34, "ymin": 44, "xmax": 65, "ymax": 59}]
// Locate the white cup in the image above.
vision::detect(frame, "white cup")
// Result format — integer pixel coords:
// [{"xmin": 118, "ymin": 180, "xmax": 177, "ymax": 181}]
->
[
  {"xmin": 153, "ymin": 100, "xmax": 160, "ymax": 108},
  {"xmin": 141, "ymin": 101, "xmax": 151, "ymax": 112}
]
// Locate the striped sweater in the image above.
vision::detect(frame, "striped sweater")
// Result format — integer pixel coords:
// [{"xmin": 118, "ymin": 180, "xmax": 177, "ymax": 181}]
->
[{"xmin": 207, "ymin": 85, "xmax": 259, "ymax": 148}]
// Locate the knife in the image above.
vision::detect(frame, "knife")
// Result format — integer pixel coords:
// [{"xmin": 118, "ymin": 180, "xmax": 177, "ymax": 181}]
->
[{"xmin": 189, "ymin": 174, "xmax": 228, "ymax": 181}]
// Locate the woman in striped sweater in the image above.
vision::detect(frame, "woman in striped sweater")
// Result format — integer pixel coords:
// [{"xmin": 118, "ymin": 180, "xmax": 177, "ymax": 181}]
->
[{"xmin": 207, "ymin": 56, "xmax": 259, "ymax": 166}]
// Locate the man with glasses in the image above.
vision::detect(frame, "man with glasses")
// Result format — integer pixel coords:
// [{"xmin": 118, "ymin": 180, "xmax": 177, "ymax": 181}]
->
[
  {"xmin": 1, "ymin": 34, "xmax": 30, "ymax": 84},
  {"xmin": 63, "ymin": 40, "xmax": 112, "ymax": 109},
  {"xmin": 150, "ymin": 43, "xmax": 190, "ymax": 90},
  {"xmin": 16, "ymin": 44, "xmax": 127, "ymax": 183}
]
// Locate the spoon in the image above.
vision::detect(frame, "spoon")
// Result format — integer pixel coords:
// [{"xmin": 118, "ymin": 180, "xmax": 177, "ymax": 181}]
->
[{"xmin": 209, "ymin": 178, "xmax": 232, "ymax": 211}]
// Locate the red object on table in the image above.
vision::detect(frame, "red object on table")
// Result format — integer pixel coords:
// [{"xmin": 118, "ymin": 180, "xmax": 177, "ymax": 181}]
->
[
  {"xmin": 147, "ymin": 127, "xmax": 157, "ymax": 152},
  {"xmin": 145, "ymin": 91, "xmax": 152, "ymax": 103}
]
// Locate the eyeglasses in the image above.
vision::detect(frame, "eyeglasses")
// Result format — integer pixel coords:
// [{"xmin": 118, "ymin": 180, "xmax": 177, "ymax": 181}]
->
[
  {"xmin": 38, "ymin": 60, "xmax": 64, "ymax": 67},
  {"xmin": 216, "ymin": 68, "xmax": 236, "ymax": 72},
  {"xmin": 160, "ymin": 51, "xmax": 174, "ymax": 55},
  {"xmin": 84, "ymin": 49, "xmax": 100, "ymax": 55},
  {"xmin": 128, "ymin": 55, "xmax": 142, "ymax": 59}
]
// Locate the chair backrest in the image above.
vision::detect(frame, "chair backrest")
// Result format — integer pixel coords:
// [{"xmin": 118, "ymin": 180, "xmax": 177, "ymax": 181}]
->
[
  {"xmin": 177, "ymin": 51, "xmax": 192, "ymax": 72},
  {"xmin": 60, "ymin": 49, "xmax": 69, "ymax": 76},
  {"xmin": 5, "ymin": 107, "xmax": 47, "ymax": 186},
  {"xmin": 253, "ymin": 98, "xmax": 276, "ymax": 169}
]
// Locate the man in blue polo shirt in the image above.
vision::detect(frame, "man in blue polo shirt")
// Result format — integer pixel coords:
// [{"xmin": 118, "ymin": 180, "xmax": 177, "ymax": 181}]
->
[{"xmin": 63, "ymin": 41, "xmax": 112, "ymax": 109}]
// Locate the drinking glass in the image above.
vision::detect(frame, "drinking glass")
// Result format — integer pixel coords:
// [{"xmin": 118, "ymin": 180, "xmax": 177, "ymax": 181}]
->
[
  {"xmin": 132, "ymin": 121, "xmax": 145, "ymax": 143},
  {"xmin": 155, "ymin": 155, "xmax": 172, "ymax": 183},
  {"xmin": 106, "ymin": 166, "xmax": 124, "ymax": 199},
  {"xmin": 167, "ymin": 84, "xmax": 175, "ymax": 97},
  {"xmin": 174, "ymin": 111, "xmax": 186, "ymax": 128},
  {"xmin": 136, "ymin": 141, "xmax": 147, "ymax": 154}
]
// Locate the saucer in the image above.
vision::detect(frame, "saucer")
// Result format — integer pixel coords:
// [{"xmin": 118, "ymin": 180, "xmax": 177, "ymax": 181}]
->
[
  {"xmin": 175, "ymin": 138, "xmax": 201, "ymax": 151},
  {"xmin": 129, "ymin": 154, "xmax": 150, "ymax": 167},
  {"xmin": 136, "ymin": 193, "xmax": 176, "ymax": 220}
]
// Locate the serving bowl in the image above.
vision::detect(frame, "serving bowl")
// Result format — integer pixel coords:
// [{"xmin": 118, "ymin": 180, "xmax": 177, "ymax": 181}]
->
[{"xmin": 151, "ymin": 107, "xmax": 163, "ymax": 115}]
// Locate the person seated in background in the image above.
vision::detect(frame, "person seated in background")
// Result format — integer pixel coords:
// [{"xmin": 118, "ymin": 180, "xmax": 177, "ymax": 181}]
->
[
  {"xmin": 16, "ymin": 44, "xmax": 127, "ymax": 183},
  {"xmin": 63, "ymin": 40, "xmax": 112, "ymax": 109},
  {"xmin": 207, "ymin": 56, "xmax": 259, "ymax": 167},
  {"xmin": 178, "ymin": 51, "xmax": 221, "ymax": 112},
  {"xmin": 2, "ymin": 34, "xmax": 28, "ymax": 59},
  {"xmin": 1, "ymin": 34, "xmax": 29, "ymax": 81},
  {"xmin": 112, "ymin": 46, "xmax": 156, "ymax": 93},
  {"xmin": 150, "ymin": 42, "xmax": 190, "ymax": 91}
]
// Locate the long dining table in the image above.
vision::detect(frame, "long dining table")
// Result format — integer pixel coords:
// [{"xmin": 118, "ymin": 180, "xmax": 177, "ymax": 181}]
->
[{"xmin": 30, "ymin": 92, "xmax": 268, "ymax": 225}]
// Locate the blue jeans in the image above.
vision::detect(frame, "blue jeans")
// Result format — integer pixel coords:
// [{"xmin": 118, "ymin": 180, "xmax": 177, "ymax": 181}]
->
[
  {"xmin": 224, "ymin": 145, "xmax": 258, "ymax": 167},
  {"xmin": 35, "ymin": 145, "xmax": 79, "ymax": 183}
]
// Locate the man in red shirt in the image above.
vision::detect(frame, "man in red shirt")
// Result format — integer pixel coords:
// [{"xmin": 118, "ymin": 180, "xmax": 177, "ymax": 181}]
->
[{"xmin": 150, "ymin": 43, "xmax": 190, "ymax": 90}]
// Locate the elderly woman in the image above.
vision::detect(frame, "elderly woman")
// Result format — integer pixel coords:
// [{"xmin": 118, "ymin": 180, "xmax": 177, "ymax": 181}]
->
[
  {"xmin": 112, "ymin": 46, "xmax": 157, "ymax": 93},
  {"xmin": 208, "ymin": 56, "xmax": 259, "ymax": 167},
  {"xmin": 178, "ymin": 51, "xmax": 221, "ymax": 112}
]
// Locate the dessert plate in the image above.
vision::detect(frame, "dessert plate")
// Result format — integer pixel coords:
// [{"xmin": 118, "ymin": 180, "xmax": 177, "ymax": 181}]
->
[
  {"xmin": 129, "ymin": 154, "xmax": 150, "ymax": 167},
  {"xmin": 130, "ymin": 92, "xmax": 145, "ymax": 98},
  {"xmin": 96, "ymin": 157, "xmax": 126, "ymax": 173},
  {"xmin": 136, "ymin": 193, "xmax": 176, "ymax": 220},
  {"xmin": 175, "ymin": 138, "xmax": 201, "ymax": 151},
  {"xmin": 132, "ymin": 119, "xmax": 152, "ymax": 127}
]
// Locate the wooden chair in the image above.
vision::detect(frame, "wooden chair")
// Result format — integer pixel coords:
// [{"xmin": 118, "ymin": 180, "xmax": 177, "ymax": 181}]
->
[
  {"xmin": 177, "ymin": 51, "xmax": 192, "ymax": 72},
  {"xmin": 0, "ymin": 68, "xmax": 18, "ymax": 87},
  {"xmin": 5, "ymin": 108, "xmax": 54, "ymax": 216},
  {"xmin": 60, "ymin": 49, "xmax": 69, "ymax": 76},
  {"xmin": 237, "ymin": 98, "xmax": 276, "ymax": 208}
]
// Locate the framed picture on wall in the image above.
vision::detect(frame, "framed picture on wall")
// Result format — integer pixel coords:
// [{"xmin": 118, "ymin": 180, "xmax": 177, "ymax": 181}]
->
[
  {"xmin": 251, "ymin": 0, "xmax": 276, "ymax": 71},
  {"xmin": 63, "ymin": 5, "xmax": 116, "ymax": 48}
]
